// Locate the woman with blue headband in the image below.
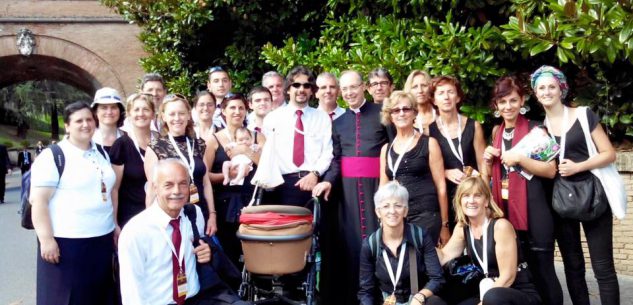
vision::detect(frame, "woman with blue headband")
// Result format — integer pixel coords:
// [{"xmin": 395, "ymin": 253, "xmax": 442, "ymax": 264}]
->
[{"xmin": 531, "ymin": 65, "xmax": 619, "ymax": 305}]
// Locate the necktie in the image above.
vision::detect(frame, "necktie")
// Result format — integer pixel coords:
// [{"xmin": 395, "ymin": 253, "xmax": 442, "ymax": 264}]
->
[
  {"xmin": 329, "ymin": 112, "xmax": 335, "ymax": 121},
  {"xmin": 169, "ymin": 218, "xmax": 186, "ymax": 305},
  {"xmin": 293, "ymin": 109, "xmax": 304, "ymax": 167}
]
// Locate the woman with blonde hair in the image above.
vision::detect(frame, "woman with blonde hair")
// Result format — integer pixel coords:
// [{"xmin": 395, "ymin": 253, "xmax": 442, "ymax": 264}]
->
[
  {"xmin": 436, "ymin": 176, "xmax": 540, "ymax": 305},
  {"xmin": 143, "ymin": 94, "xmax": 217, "ymax": 236},
  {"xmin": 379, "ymin": 90, "xmax": 449, "ymax": 245},
  {"xmin": 404, "ymin": 70, "xmax": 435, "ymax": 135}
]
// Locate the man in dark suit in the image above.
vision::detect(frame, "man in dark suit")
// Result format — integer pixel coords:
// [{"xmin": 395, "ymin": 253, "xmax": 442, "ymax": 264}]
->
[
  {"xmin": 0, "ymin": 144, "xmax": 12, "ymax": 203},
  {"xmin": 18, "ymin": 145, "xmax": 32, "ymax": 175}
]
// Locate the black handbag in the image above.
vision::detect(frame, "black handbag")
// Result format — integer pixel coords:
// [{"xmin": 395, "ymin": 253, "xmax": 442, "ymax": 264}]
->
[
  {"xmin": 552, "ymin": 172, "xmax": 608, "ymax": 221},
  {"xmin": 439, "ymin": 255, "xmax": 484, "ymax": 304}
]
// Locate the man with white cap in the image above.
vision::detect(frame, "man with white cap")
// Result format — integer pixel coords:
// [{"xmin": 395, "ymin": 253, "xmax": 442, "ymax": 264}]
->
[{"xmin": 91, "ymin": 87, "xmax": 125, "ymax": 152}]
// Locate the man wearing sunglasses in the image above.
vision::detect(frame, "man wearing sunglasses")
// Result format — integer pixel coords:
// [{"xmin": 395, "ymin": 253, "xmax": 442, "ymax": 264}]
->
[
  {"xmin": 261, "ymin": 66, "xmax": 333, "ymax": 206},
  {"xmin": 207, "ymin": 66, "xmax": 233, "ymax": 129},
  {"xmin": 367, "ymin": 67, "xmax": 395, "ymax": 104},
  {"xmin": 312, "ymin": 69, "xmax": 392, "ymax": 305}
]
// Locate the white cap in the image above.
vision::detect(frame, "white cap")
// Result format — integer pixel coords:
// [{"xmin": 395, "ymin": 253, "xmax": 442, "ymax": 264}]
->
[{"xmin": 92, "ymin": 87, "xmax": 123, "ymax": 107}]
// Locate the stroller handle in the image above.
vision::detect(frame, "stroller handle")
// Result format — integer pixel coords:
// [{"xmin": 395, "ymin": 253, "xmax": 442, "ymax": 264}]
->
[{"xmin": 236, "ymin": 232, "xmax": 312, "ymax": 242}]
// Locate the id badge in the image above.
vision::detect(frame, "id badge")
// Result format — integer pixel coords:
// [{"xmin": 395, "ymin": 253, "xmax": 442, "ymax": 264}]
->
[
  {"xmin": 479, "ymin": 277, "xmax": 495, "ymax": 300},
  {"xmin": 177, "ymin": 270, "xmax": 187, "ymax": 298},
  {"xmin": 189, "ymin": 184, "xmax": 199, "ymax": 204},
  {"xmin": 501, "ymin": 178, "xmax": 509, "ymax": 200},
  {"xmin": 463, "ymin": 166, "xmax": 480, "ymax": 177},
  {"xmin": 383, "ymin": 293, "xmax": 396, "ymax": 305}
]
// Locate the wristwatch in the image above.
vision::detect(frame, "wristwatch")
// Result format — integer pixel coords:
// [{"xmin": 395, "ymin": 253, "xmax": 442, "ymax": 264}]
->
[
  {"xmin": 311, "ymin": 170, "xmax": 321, "ymax": 178},
  {"xmin": 442, "ymin": 221, "xmax": 449, "ymax": 228}
]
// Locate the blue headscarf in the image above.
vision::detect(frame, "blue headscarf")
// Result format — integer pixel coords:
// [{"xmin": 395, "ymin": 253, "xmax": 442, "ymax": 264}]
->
[{"xmin": 530, "ymin": 65, "xmax": 569, "ymax": 99}]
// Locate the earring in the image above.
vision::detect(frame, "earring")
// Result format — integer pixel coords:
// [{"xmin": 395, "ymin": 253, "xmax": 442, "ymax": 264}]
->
[
  {"xmin": 493, "ymin": 110, "xmax": 500, "ymax": 118},
  {"xmin": 519, "ymin": 105, "xmax": 530, "ymax": 115}
]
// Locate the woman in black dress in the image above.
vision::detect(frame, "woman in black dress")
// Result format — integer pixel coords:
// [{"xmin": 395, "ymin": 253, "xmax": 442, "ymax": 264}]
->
[
  {"xmin": 437, "ymin": 177, "xmax": 541, "ymax": 305},
  {"xmin": 110, "ymin": 93, "xmax": 157, "ymax": 231},
  {"xmin": 482, "ymin": 76, "xmax": 562, "ymax": 305},
  {"xmin": 532, "ymin": 65, "xmax": 619, "ymax": 305},
  {"xmin": 144, "ymin": 94, "xmax": 217, "ymax": 236},
  {"xmin": 379, "ymin": 91, "xmax": 449, "ymax": 246},
  {"xmin": 206, "ymin": 94, "xmax": 264, "ymax": 267},
  {"xmin": 428, "ymin": 76, "xmax": 486, "ymax": 230}
]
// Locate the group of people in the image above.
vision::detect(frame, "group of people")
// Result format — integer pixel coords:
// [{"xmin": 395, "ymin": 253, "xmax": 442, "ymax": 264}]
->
[{"xmin": 26, "ymin": 64, "xmax": 620, "ymax": 305}]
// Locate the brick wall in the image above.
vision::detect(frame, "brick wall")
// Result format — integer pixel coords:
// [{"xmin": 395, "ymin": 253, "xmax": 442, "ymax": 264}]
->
[{"xmin": 554, "ymin": 151, "xmax": 633, "ymax": 276}]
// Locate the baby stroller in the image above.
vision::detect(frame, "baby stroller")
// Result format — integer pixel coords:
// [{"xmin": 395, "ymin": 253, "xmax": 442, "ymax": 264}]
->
[{"xmin": 236, "ymin": 196, "xmax": 320, "ymax": 305}]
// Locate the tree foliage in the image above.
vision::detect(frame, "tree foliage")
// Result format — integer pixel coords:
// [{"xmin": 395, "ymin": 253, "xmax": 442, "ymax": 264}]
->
[{"xmin": 101, "ymin": 0, "xmax": 633, "ymax": 142}]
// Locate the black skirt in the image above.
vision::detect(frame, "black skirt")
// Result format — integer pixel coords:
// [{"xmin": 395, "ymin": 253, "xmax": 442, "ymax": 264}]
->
[{"xmin": 37, "ymin": 231, "xmax": 115, "ymax": 305}]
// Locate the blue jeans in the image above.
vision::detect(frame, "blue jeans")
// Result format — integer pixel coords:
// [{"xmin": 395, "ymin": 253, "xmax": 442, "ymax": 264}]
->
[{"xmin": 556, "ymin": 207, "xmax": 620, "ymax": 305}]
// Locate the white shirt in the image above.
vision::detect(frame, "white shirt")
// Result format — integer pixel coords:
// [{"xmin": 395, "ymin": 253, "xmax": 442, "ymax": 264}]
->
[
  {"xmin": 262, "ymin": 104, "xmax": 333, "ymax": 175},
  {"xmin": 318, "ymin": 105, "xmax": 346, "ymax": 121},
  {"xmin": 30, "ymin": 139, "xmax": 116, "ymax": 238},
  {"xmin": 118, "ymin": 203, "xmax": 204, "ymax": 305}
]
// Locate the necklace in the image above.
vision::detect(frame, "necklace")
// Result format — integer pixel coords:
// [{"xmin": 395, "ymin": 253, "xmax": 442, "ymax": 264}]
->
[{"xmin": 502, "ymin": 128, "xmax": 515, "ymax": 141}]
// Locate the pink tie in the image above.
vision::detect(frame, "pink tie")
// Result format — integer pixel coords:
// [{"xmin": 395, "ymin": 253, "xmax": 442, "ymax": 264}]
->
[{"xmin": 293, "ymin": 110, "xmax": 305, "ymax": 167}]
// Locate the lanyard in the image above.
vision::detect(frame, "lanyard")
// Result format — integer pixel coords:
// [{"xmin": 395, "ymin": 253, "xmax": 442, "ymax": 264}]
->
[
  {"xmin": 158, "ymin": 218, "xmax": 186, "ymax": 272},
  {"xmin": 168, "ymin": 135, "xmax": 195, "ymax": 180},
  {"xmin": 131, "ymin": 129, "xmax": 152, "ymax": 162},
  {"xmin": 544, "ymin": 106, "xmax": 569, "ymax": 160},
  {"xmin": 194, "ymin": 125, "xmax": 214, "ymax": 140},
  {"xmin": 438, "ymin": 114, "xmax": 463, "ymax": 166},
  {"xmin": 468, "ymin": 218, "xmax": 490, "ymax": 276},
  {"xmin": 382, "ymin": 243, "xmax": 407, "ymax": 293},
  {"xmin": 416, "ymin": 111, "xmax": 436, "ymax": 133},
  {"xmin": 387, "ymin": 132, "xmax": 417, "ymax": 180}
]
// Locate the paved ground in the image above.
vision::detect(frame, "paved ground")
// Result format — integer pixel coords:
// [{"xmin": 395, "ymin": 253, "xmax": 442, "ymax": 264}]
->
[{"xmin": 0, "ymin": 171, "xmax": 631, "ymax": 305}]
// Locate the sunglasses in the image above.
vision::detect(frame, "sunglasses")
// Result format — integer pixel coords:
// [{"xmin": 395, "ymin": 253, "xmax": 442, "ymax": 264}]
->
[
  {"xmin": 164, "ymin": 93, "xmax": 189, "ymax": 103},
  {"xmin": 207, "ymin": 66, "xmax": 225, "ymax": 74},
  {"xmin": 390, "ymin": 106, "xmax": 414, "ymax": 115},
  {"xmin": 291, "ymin": 82, "xmax": 312, "ymax": 89},
  {"xmin": 224, "ymin": 93, "xmax": 245, "ymax": 101}
]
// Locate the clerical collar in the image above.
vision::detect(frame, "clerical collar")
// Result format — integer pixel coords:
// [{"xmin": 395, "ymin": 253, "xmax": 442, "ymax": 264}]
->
[{"xmin": 349, "ymin": 100, "xmax": 367, "ymax": 113}]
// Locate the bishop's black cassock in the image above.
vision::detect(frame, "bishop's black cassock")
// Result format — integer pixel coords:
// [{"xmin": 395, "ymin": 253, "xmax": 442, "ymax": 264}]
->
[{"xmin": 323, "ymin": 101, "xmax": 392, "ymax": 304}]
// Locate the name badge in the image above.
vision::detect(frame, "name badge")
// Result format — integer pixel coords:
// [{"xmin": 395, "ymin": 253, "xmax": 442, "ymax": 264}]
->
[
  {"xmin": 177, "ymin": 270, "xmax": 188, "ymax": 298},
  {"xmin": 383, "ymin": 293, "xmax": 396, "ymax": 305},
  {"xmin": 189, "ymin": 184, "xmax": 199, "ymax": 204},
  {"xmin": 501, "ymin": 178, "xmax": 509, "ymax": 200}
]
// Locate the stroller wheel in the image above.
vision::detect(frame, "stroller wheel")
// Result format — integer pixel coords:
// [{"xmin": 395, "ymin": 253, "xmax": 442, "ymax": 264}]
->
[{"xmin": 304, "ymin": 263, "xmax": 317, "ymax": 305}]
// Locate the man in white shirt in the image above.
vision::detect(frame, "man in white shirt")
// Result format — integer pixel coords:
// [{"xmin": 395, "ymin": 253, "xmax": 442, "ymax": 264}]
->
[
  {"xmin": 315, "ymin": 72, "xmax": 345, "ymax": 121},
  {"xmin": 122, "ymin": 73, "xmax": 166, "ymax": 132},
  {"xmin": 207, "ymin": 66, "xmax": 233, "ymax": 129},
  {"xmin": 246, "ymin": 86, "xmax": 272, "ymax": 133},
  {"xmin": 262, "ymin": 66, "xmax": 333, "ymax": 206},
  {"xmin": 118, "ymin": 159, "xmax": 246, "ymax": 305},
  {"xmin": 262, "ymin": 71, "xmax": 286, "ymax": 109}
]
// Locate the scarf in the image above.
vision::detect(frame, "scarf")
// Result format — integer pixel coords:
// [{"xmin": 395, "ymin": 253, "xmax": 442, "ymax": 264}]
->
[{"xmin": 491, "ymin": 115, "xmax": 529, "ymax": 231}]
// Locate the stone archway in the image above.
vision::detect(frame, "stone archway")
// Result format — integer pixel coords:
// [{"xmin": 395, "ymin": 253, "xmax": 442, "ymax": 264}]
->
[{"xmin": 0, "ymin": 34, "xmax": 124, "ymax": 95}]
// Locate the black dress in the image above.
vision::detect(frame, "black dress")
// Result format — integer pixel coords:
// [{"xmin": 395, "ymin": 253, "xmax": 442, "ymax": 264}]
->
[
  {"xmin": 429, "ymin": 118, "xmax": 478, "ymax": 228},
  {"xmin": 150, "ymin": 135, "xmax": 210, "ymax": 220},
  {"xmin": 109, "ymin": 134, "xmax": 147, "ymax": 228},
  {"xmin": 385, "ymin": 136, "xmax": 441, "ymax": 243},
  {"xmin": 210, "ymin": 136, "xmax": 256, "ymax": 269}
]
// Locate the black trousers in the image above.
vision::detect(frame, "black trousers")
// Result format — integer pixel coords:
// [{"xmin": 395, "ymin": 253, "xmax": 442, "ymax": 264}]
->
[
  {"xmin": 262, "ymin": 172, "xmax": 313, "ymax": 207},
  {"xmin": 556, "ymin": 207, "xmax": 620, "ymax": 305},
  {"xmin": 0, "ymin": 171, "xmax": 6, "ymax": 201}
]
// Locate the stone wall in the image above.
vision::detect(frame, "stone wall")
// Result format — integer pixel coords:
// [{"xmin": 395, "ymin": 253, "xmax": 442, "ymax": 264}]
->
[{"xmin": 554, "ymin": 151, "xmax": 633, "ymax": 276}]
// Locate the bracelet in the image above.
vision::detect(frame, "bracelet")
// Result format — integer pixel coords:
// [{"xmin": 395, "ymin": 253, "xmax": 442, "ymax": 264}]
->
[
  {"xmin": 209, "ymin": 211, "xmax": 217, "ymax": 214},
  {"xmin": 441, "ymin": 221, "xmax": 449, "ymax": 228},
  {"xmin": 414, "ymin": 293, "xmax": 425, "ymax": 304}
]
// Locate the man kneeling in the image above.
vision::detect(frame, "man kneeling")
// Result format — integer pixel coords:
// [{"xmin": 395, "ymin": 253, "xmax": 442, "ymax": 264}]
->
[{"xmin": 119, "ymin": 158, "xmax": 247, "ymax": 305}]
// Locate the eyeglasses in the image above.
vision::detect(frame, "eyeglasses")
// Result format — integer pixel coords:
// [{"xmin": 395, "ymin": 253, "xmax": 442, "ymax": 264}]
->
[
  {"xmin": 390, "ymin": 106, "xmax": 414, "ymax": 115},
  {"xmin": 340, "ymin": 84, "xmax": 362, "ymax": 93},
  {"xmin": 378, "ymin": 203, "xmax": 406, "ymax": 211},
  {"xmin": 369, "ymin": 80, "xmax": 391, "ymax": 88},
  {"xmin": 291, "ymin": 82, "xmax": 312, "ymax": 89}
]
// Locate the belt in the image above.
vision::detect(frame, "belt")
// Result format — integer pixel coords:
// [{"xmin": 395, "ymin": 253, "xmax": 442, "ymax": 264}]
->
[{"xmin": 283, "ymin": 171, "xmax": 312, "ymax": 179}]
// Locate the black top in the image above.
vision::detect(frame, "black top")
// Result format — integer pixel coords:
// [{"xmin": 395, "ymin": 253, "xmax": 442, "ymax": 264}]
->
[
  {"xmin": 385, "ymin": 136, "xmax": 438, "ymax": 214},
  {"xmin": 150, "ymin": 135, "xmax": 209, "ymax": 219},
  {"xmin": 358, "ymin": 225, "xmax": 445, "ymax": 305},
  {"xmin": 553, "ymin": 107, "xmax": 599, "ymax": 167},
  {"xmin": 324, "ymin": 102, "xmax": 394, "ymax": 184},
  {"xmin": 109, "ymin": 134, "xmax": 147, "ymax": 228},
  {"xmin": 429, "ymin": 117, "xmax": 478, "ymax": 171},
  {"xmin": 210, "ymin": 137, "xmax": 256, "ymax": 223}
]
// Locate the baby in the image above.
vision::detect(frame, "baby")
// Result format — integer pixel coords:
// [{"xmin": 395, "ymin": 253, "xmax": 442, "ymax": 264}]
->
[{"xmin": 223, "ymin": 127, "xmax": 258, "ymax": 185}]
